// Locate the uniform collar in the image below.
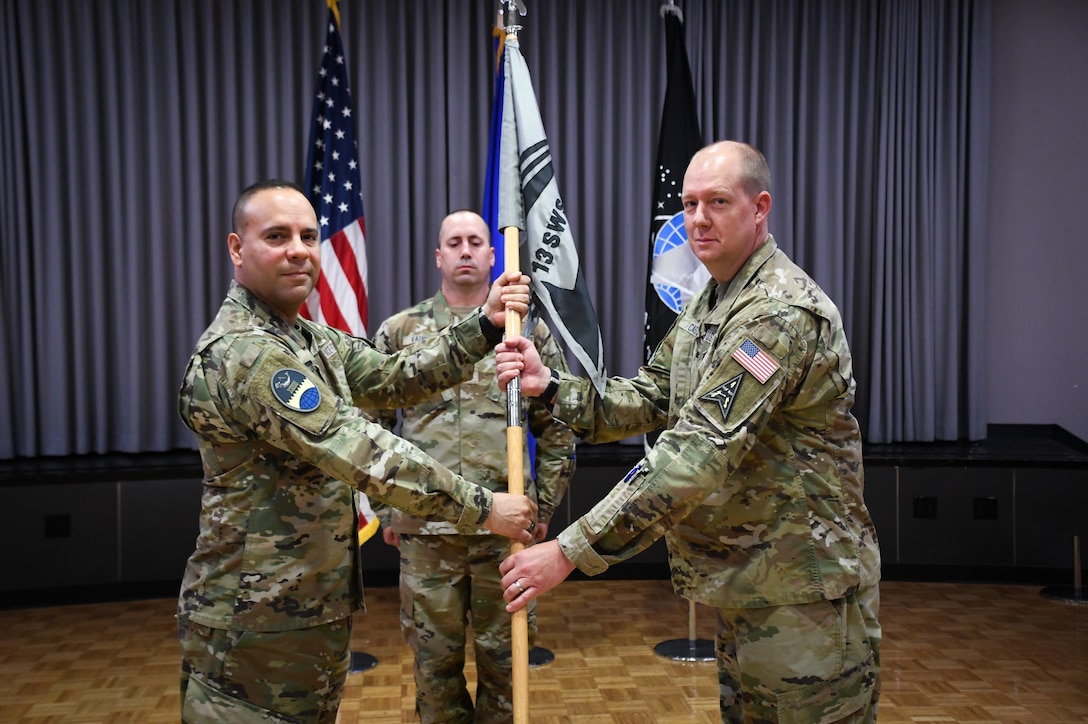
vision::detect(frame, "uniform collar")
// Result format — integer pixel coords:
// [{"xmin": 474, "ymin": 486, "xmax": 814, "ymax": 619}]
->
[
  {"xmin": 227, "ymin": 280, "xmax": 298, "ymax": 334},
  {"xmin": 431, "ymin": 289, "xmax": 453, "ymax": 328},
  {"xmin": 711, "ymin": 236, "xmax": 779, "ymax": 318}
]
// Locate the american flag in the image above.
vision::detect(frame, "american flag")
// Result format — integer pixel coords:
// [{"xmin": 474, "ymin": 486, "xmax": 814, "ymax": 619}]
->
[
  {"xmin": 301, "ymin": 7, "xmax": 368, "ymax": 337},
  {"xmin": 303, "ymin": 5, "xmax": 376, "ymax": 544},
  {"xmin": 731, "ymin": 338, "xmax": 780, "ymax": 384}
]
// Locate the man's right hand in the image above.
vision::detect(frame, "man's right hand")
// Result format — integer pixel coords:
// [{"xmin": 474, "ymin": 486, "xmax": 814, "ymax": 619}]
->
[
  {"xmin": 485, "ymin": 492, "xmax": 539, "ymax": 545},
  {"xmin": 496, "ymin": 335, "xmax": 550, "ymax": 397}
]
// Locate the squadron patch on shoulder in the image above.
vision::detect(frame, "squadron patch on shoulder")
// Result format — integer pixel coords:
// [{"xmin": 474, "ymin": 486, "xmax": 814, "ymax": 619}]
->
[
  {"xmin": 270, "ymin": 368, "xmax": 321, "ymax": 412},
  {"xmin": 700, "ymin": 373, "xmax": 744, "ymax": 422}
]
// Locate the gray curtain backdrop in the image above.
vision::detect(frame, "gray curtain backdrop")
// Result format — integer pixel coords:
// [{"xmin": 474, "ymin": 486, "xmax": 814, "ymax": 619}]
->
[{"xmin": 0, "ymin": 0, "xmax": 990, "ymax": 457}]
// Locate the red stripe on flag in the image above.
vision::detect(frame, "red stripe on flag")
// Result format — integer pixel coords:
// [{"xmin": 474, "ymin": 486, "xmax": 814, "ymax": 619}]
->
[
  {"xmin": 314, "ymin": 273, "xmax": 350, "ymax": 332},
  {"xmin": 302, "ymin": 13, "xmax": 369, "ymax": 338},
  {"xmin": 328, "ymin": 223, "xmax": 367, "ymax": 326}
]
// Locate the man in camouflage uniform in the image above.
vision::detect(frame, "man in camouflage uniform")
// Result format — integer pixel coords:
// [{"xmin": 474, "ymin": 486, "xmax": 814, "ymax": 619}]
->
[
  {"xmin": 176, "ymin": 180, "xmax": 537, "ymax": 723},
  {"xmin": 496, "ymin": 142, "xmax": 882, "ymax": 723},
  {"xmin": 371, "ymin": 210, "xmax": 575, "ymax": 723}
]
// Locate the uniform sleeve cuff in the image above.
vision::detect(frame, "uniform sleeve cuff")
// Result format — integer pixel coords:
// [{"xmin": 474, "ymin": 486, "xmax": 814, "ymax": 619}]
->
[
  {"xmin": 455, "ymin": 485, "xmax": 493, "ymax": 532},
  {"xmin": 556, "ymin": 524, "xmax": 609, "ymax": 576},
  {"xmin": 476, "ymin": 307, "xmax": 505, "ymax": 346}
]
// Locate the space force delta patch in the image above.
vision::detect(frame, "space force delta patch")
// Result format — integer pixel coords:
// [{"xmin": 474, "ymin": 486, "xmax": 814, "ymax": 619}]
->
[
  {"xmin": 271, "ymin": 368, "xmax": 321, "ymax": 412},
  {"xmin": 700, "ymin": 373, "xmax": 743, "ymax": 421}
]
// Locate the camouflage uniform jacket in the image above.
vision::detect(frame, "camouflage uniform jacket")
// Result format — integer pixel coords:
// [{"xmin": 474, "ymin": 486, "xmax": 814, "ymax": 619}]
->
[
  {"xmin": 370, "ymin": 291, "xmax": 575, "ymax": 535},
  {"xmin": 552, "ymin": 237, "xmax": 881, "ymax": 609},
  {"xmin": 177, "ymin": 281, "xmax": 501, "ymax": 632}
]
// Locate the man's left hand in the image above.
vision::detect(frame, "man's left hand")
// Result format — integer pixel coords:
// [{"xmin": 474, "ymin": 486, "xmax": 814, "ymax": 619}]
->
[{"xmin": 499, "ymin": 539, "xmax": 576, "ymax": 611}]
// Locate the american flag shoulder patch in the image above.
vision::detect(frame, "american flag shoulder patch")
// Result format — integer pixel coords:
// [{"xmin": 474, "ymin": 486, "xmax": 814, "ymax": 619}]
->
[{"xmin": 731, "ymin": 338, "xmax": 779, "ymax": 384}]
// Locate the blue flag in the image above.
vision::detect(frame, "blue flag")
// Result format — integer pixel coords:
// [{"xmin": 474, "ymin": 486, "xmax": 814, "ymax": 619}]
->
[{"xmin": 482, "ymin": 23, "xmax": 507, "ymax": 283}]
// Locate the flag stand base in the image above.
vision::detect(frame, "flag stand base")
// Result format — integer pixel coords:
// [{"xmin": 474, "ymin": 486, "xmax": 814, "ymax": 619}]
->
[
  {"xmin": 529, "ymin": 646, "xmax": 555, "ymax": 667},
  {"xmin": 349, "ymin": 651, "xmax": 378, "ymax": 673},
  {"xmin": 653, "ymin": 638, "xmax": 714, "ymax": 662},
  {"xmin": 1041, "ymin": 535, "xmax": 1085, "ymax": 606},
  {"xmin": 654, "ymin": 599, "xmax": 714, "ymax": 662},
  {"xmin": 350, "ymin": 649, "xmax": 551, "ymax": 671},
  {"xmin": 1040, "ymin": 586, "xmax": 1086, "ymax": 605}
]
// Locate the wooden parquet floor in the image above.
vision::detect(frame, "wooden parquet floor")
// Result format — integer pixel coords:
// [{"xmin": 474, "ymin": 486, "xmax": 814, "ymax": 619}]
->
[{"xmin": 0, "ymin": 579, "xmax": 1086, "ymax": 723}]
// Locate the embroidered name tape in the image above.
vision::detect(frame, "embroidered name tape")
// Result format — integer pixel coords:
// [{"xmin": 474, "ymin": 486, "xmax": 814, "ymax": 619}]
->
[
  {"xmin": 731, "ymin": 338, "xmax": 779, "ymax": 384},
  {"xmin": 271, "ymin": 368, "xmax": 321, "ymax": 412}
]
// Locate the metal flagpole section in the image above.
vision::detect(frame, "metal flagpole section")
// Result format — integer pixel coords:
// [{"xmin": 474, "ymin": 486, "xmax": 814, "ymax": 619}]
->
[
  {"xmin": 1041, "ymin": 535, "xmax": 1086, "ymax": 605},
  {"xmin": 653, "ymin": 599, "xmax": 714, "ymax": 662}
]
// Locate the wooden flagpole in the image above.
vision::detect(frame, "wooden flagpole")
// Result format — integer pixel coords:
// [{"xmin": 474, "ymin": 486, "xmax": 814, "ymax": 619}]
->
[
  {"xmin": 500, "ymin": 2, "xmax": 530, "ymax": 719},
  {"xmin": 504, "ymin": 223, "xmax": 530, "ymax": 723}
]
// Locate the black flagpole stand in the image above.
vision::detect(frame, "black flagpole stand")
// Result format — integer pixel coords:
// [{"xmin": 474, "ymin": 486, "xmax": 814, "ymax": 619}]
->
[
  {"xmin": 349, "ymin": 651, "xmax": 379, "ymax": 672},
  {"xmin": 653, "ymin": 599, "xmax": 714, "ymax": 662},
  {"xmin": 528, "ymin": 646, "xmax": 555, "ymax": 668},
  {"xmin": 1041, "ymin": 535, "xmax": 1086, "ymax": 605},
  {"xmin": 349, "ymin": 525, "xmax": 380, "ymax": 673}
]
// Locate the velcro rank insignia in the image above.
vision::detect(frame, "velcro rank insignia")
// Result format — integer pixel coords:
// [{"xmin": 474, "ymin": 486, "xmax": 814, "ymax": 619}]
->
[
  {"xmin": 699, "ymin": 373, "xmax": 743, "ymax": 422},
  {"xmin": 271, "ymin": 368, "xmax": 321, "ymax": 412}
]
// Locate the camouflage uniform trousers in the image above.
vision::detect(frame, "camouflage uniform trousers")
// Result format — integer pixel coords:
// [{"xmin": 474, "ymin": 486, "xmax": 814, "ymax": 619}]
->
[
  {"xmin": 715, "ymin": 585, "xmax": 881, "ymax": 724},
  {"xmin": 399, "ymin": 533, "xmax": 537, "ymax": 724},
  {"xmin": 178, "ymin": 616, "xmax": 351, "ymax": 723}
]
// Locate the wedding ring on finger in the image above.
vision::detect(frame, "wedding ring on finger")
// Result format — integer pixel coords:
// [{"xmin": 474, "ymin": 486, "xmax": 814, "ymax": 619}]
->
[{"xmin": 514, "ymin": 579, "xmax": 525, "ymax": 593}]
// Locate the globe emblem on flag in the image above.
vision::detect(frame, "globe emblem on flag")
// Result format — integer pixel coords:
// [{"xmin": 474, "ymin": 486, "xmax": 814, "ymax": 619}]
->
[{"xmin": 651, "ymin": 211, "xmax": 711, "ymax": 313}]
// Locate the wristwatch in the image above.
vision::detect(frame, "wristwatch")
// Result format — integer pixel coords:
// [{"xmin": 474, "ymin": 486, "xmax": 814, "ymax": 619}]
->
[
  {"xmin": 477, "ymin": 307, "xmax": 504, "ymax": 346},
  {"xmin": 538, "ymin": 368, "xmax": 560, "ymax": 404}
]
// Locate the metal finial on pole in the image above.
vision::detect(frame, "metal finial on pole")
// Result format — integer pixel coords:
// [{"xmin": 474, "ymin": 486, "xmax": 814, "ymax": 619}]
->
[
  {"xmin": 660, "ymin": 2, "xmax": 684, "ymax": 22},
  {"xmin": 501, "ymin": 0, "xmax": 527, "ymax": 36}
]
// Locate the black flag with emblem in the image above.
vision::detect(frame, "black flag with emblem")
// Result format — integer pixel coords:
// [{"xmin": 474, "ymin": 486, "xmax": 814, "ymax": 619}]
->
[{"xmin": 643, "ymin": 4, "xmax": 706, "ymax": 365}]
